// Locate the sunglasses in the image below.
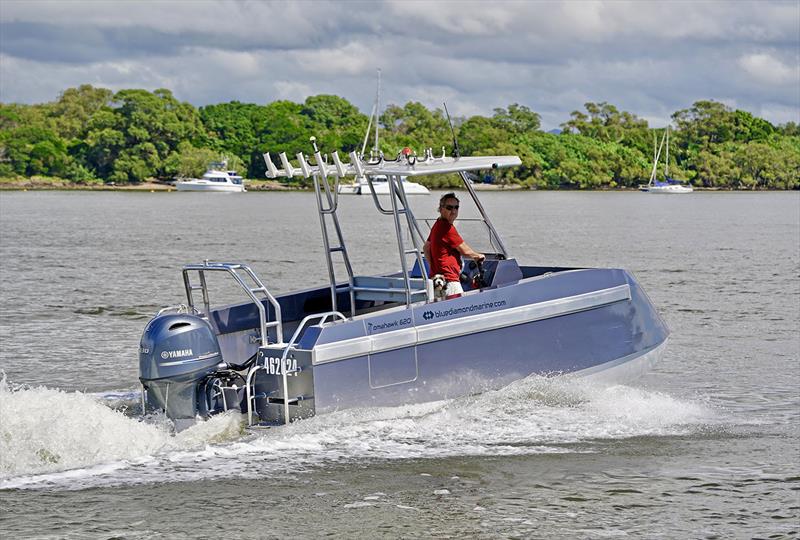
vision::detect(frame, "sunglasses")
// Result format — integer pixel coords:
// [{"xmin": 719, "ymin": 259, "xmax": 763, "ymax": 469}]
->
[{"xmin": 442, "ymin": 204, "xmax": 460, "ymax": 211}]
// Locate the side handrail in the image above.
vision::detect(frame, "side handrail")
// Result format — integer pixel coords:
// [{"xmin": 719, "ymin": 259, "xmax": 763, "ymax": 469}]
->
[
  {"xmin": 182, "ymin": 262, "xmax": 283, "ymax": 346},
  {"xmin": 363, "ymin": 175, "xmax": 426, "ymax": 244},
  {"xmin": 386, "ymin": 175, "xmax": 427, "ymax": 305},
  {"xmin": 246, "ymin": 311, "xmax": 345, "ymax": 426},
  {"xmin": 460, "ymin": 171, "xmax": 509, "ymax": 258}
]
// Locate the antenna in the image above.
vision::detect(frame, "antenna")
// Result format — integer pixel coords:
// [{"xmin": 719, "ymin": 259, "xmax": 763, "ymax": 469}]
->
[{"xmin": 443, "ymin": 102, "xmax": 460, "ymax": 158}]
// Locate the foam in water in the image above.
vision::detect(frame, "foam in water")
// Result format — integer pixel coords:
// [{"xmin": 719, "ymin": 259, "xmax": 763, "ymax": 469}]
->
[
  {"xmin": 0, "ymin": 374, "xmax": 716, "ymax": 490},
  {"xmin": 0, "ymin": 376, "xmax": 243, "ymax": 487}
]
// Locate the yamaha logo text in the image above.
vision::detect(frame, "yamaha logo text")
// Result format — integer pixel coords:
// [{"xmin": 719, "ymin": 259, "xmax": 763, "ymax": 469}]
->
[{"xmin": 161, "ymin": 349, "xmax": 194, "ymax": 360}]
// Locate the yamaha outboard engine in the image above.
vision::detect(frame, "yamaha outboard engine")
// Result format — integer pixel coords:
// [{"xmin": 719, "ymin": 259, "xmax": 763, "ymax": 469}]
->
[{"xmin": 139, "ymin": 313, "xmax": 242, "ymax": 428}]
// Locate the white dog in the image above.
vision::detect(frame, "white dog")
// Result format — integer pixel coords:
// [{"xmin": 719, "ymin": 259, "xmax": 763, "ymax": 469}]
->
[{"xmin": 432, "ymin": 274, "xmax": 446, "ymax": 301}]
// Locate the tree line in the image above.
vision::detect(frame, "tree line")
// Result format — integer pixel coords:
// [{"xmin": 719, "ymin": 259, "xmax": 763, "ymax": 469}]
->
[{"xmin": 1, "ymin": 84, "xmax": 797, "ymax": 189}]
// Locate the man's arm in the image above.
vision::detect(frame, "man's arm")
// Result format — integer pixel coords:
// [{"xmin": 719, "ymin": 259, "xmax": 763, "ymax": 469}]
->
[
  {"xmin": 423, "ymin": 240, "xmax": 431, "ymax": 264},
  {"xmin": 456, "ymin": 242, "xmax": 485, "ymax": 262}
]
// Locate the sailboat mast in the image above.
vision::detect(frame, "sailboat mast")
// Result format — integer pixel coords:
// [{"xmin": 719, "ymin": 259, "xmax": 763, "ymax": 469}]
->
[
  {"xmin": 374, "ymin": 68, "xmax": 381, "ymax": 156},
  {"xmin": 664, "ymin": 126, "xmax": 670, "ymax": 178},
  {"xmin": 360, "ymin": 101, "xmax": 376, "ymax": 157},
  {"xmin": 650, "ymin": 129, "xmax": 666, "ymax": 185}
]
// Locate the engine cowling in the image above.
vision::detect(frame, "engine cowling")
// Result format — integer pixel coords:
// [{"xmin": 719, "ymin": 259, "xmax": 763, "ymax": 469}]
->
[{"xmin": 139, "ymin": 313, "xmax": 224, "ymax": 422}]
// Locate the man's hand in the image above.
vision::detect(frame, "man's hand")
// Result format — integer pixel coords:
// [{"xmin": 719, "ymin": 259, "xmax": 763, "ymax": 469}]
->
[{"xmin": 457, "ymin": 242, "xmax": 484, "ymax": 263}]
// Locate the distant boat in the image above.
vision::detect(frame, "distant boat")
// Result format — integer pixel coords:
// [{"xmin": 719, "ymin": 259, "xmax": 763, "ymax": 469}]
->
[
  {"xmin": 338, "ymin": 68, "xmax": 429, "ymax": 196},
  {"xmin": 176, "ymin": 161, "xmax": 246, "ymax": 192},
  {"xmin": 338, "ymin": 175, "xmax": 430, "ymax": 195},
  {"xmin": 639, "ymin": 127, "xmax": 693, "ymax": 194}
]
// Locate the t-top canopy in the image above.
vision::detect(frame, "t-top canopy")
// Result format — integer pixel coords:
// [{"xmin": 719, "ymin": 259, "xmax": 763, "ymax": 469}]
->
[{"xmin": 263, "ymin": 145, "xmax": 521, "ymax": 180}]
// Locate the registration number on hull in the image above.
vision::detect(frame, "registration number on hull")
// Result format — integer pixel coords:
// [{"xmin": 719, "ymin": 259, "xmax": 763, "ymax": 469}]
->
[{"xmin": 262, "ymin": 356, "xmax": 299, "ymax": 377}]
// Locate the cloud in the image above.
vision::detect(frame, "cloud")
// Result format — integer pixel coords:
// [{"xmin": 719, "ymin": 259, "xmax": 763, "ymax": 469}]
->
[
  {"xmin": 290, "ymin": 42, "xmax": 374, "ymax": 76},
  {"xmin": 274, "ymin": 81, "xmax": 313, "ymax": 102},
  {"xmin": 738, "ymin": 53, "xmax": 798, "ymax": 86},
  {"xmin": 0, "ymin": 0, "xmax": 798, "ymax": 129}
]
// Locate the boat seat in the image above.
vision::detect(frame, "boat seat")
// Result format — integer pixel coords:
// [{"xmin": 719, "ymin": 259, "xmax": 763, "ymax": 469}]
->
[{"xmin": 352, "ymin": 275, "xmax": 428, "ymax": 303}]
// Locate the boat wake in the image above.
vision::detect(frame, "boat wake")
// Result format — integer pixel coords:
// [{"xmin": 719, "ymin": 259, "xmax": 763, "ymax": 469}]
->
[{"xmin": 0, "ymin": 374, "xmax": 715, "ymax": 491}]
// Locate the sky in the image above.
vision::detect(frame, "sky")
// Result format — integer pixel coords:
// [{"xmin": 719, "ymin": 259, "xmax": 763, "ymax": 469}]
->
[{"xmin": 0, "ymin": 0, "xmax": 798, "ymax": 130}]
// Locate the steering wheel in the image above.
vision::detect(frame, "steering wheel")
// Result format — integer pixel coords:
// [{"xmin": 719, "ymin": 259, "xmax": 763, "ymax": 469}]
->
[{"xmin": 460, "ymin": 259, "xmax": 486, "ymax": 289}]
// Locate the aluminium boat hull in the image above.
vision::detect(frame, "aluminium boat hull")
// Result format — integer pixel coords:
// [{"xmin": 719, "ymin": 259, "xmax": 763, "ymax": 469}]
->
[{"xmin": 244, "ymin": 266, "xmax": 669, "ymax": 421}]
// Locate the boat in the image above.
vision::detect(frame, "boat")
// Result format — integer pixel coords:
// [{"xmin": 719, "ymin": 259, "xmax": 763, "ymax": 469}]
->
[
  {"xmin": 639, "ymin": 127, "xmax": 693, "ymax": 193},
  {"xmin": 175, "ymin": 161, "xmax": 246, "ymax": 192},
  {"xmin": 138, "ymin": 139, "xmax": 670, "ymax": 431},
  {"xmin": 338, "ymin": 174, "xmax": 430, "ymax": 195},
  {"xmin": 338, "ymin": 69, "xmax": 429, "ymax": 196}
]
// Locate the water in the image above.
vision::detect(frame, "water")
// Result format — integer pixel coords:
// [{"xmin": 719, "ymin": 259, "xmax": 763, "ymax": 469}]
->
[{"xmin": 1, "ymin": 190, "xmax": 798, "ymax": 538}]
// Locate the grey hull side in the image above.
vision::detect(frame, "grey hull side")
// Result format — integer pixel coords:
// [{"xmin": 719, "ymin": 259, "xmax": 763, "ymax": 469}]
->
[{"xmin": 306, "ymin": 268, "xmax": 669, "ymax": 412}]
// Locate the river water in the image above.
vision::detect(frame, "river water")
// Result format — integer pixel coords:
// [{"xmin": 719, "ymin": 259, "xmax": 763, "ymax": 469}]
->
[{"xmin": 0, "ymin": 190, "xmax": 798, "ymax": 539}]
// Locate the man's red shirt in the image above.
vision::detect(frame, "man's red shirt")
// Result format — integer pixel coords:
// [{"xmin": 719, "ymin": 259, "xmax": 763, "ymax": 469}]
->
[{"xmin": 427, "ymin": 218, "xmax": 463, "ymax": 281}]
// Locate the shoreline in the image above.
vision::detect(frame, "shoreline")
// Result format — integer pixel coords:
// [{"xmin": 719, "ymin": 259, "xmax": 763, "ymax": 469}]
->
[
  {"xmin": 0, "ymin": 178, "xmax": 298, "ymax": 192},
  {"xmin": 0, "ymin": 178, "xmax": 789, "ymax": 192}
]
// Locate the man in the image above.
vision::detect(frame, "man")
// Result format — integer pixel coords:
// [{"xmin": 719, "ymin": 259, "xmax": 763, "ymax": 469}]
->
[{"xmin": 423, "ymin": 193, "xmax": 485, "ymax": 298}]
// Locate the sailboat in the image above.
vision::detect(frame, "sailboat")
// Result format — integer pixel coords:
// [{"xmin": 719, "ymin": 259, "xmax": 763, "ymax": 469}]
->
[
  {"xmin": 338, "ymin": 70, "xmax": 429, "ymax": 196},
  {"xmin": 639, "ymin": 127, "xmax": 693, "ymax": 194}
]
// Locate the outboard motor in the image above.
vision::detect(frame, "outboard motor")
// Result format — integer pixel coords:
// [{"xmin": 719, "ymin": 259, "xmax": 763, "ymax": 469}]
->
[{"xmin": 139, "ymin": 313, "xmax": 242, "ymax": 428}]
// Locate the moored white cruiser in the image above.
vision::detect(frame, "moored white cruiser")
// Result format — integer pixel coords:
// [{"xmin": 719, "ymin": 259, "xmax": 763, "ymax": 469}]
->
[
  {"xmin": 338, "ymin": 174, "xmax": 430, "ymax": 195},
  {"xmin": 175, "ymin": 161, "xmax": 246, "ymax": 192}
]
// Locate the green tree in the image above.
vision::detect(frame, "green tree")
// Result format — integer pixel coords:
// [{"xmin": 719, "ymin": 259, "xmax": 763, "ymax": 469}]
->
[
  {"xmin": 778, "ymin": 122, "xmax": 800, "ymax": 136},
  {"xmin": 82, "ymin": 88, "xmax": 202, "ymax": 182},
  {"xmin": 254, "ymin": 100, "xmax": 314, "ymax": 183},
  {"xmin": 50, "ymin": 85, "xmax": 114, "ymax": 140},
  {"xmin": 672, "ymin": 100, "xmax": 736, "ymax": 147},
  {"xmin": 380, "ymin": 102, "xmax": 451, "ymax": 155},
  {"xmin": 0, "ymin": 124, "xmax": 69, "ymax": 177},
  {"xmin": 200, "ymin": 101, "xmax": 265, "ymax": 176},
  {"xmin": 561, "ymin": 102, "xmax": 648, "ymax": 143},
  {"xmin": 733, "ymin": 110, "xmax": 775, "ymax": 142},
  {"xmin": 492, "ymin": 104, "xmax": 541, "ymax": 135},
  {"xmin": 301, "ymin": 95, "xmax": 367, "ymax": 153}
]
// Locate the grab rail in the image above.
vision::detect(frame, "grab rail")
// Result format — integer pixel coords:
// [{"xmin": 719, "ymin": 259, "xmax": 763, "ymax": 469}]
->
[
  {"xmin": 246, "ymin": 311, "xmax": 345, "ymax": 426},
  {"xmin": 182, "ymin": 261, "xmax": 283, "ymax": 346}
]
